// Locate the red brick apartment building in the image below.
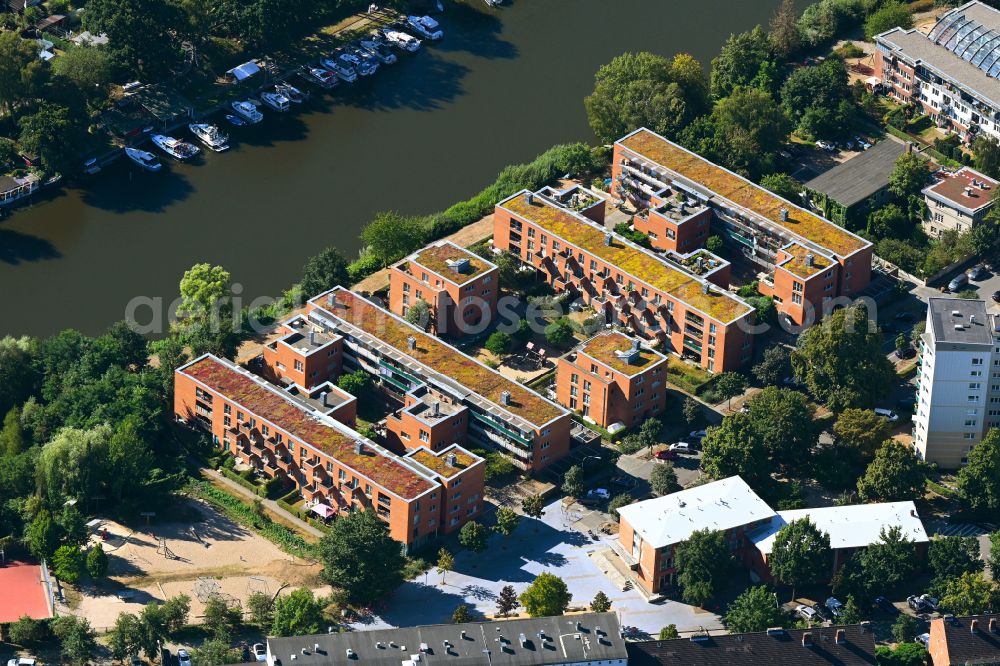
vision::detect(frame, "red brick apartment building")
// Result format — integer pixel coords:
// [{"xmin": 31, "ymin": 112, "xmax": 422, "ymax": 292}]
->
[
  {"xmin": 302, "ymin": 288, "xmax": 572, "ymax": 473},
  {"xmin": 388, "ymin": 241, "xmax": 499, "ymax": 337},
  {"xmin": 555, "ymin": 331, "xmax": 668, "ymax": 430},
  {"xmin": 175, "ymin": 354, "xmax": 485, "ymax": 550},
  {"xmin": 613, "ymin": 128, "xmax": 873, "ymax": 327},
  {"xmin": 494, "ymin": 189, "xmax": 756, "ymax": 373}
]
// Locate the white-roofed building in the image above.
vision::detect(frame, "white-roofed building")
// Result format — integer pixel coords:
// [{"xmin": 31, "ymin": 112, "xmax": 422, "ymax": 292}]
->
[
  {"xmin": 615, "ymin": 476, "xmax": 776, "ymax": 595},
  {"xmin": 748, "ymin": 502, "xmax": 930, "ymax": 582}
]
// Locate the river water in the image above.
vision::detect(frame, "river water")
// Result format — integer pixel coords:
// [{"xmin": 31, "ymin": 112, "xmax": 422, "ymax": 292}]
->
[{"xmin": 0, "ymin": 0, "xmax": 797, "ymax": 337}]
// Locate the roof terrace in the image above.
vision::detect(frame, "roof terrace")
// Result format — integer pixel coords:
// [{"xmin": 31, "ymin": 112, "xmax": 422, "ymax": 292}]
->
[
  {"xmin": 273, "ymin": 316, "xmax": 338, "ymax": 355},
  {"xmin": 501, "ymin": 191, "xmax": 753, "ymax": 324},
  {"xmin": 180, "ymin": 355, "xmax": 436, "ymax": 500},
  {"xmin": 618, "ymin": 128, "xmax": 869, "ymax": 258},
  {"xmin": 649, "ymin": 187, "xmax": 709, "ymax": 223}
]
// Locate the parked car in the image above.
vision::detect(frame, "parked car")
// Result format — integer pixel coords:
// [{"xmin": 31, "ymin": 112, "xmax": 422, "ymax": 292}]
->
[
  {"xmin": 919, "ymin": 594, "xmax": 940, "ymax": 612},
  {"xmin": 854, "ymin": 136, "xmax": 872, "ymax": 150},
  {"xmin": 669, "ymin": 442, "xmax": 691, "ymax": 453},
  {"xmin": 948, "ymin": 273, "xmax": 969, "ymax": 292},
  {"xmin": 816, "ymin": 140, "xmax": 837, "ymax": 152},
  {"xmin": 874, "ymin": 408, "xmax": 899, "ymax": 422},
  {"xmin": 968, "ymin": 265, "xmax": 988, "ymax": 281},
  {"xmin": 654, "ymin": 449, "xmax": 678, "ymax": 461},
  {"xmin": 8, "ymin": 660, "xmax": 37, "ymax": 666},
  {"xmin": 587, "ymin": 488, "xmax": 610, "ymax": 499},
  {"xmin": 917, "ymin": 633, "xmax": 931, "ymax": 646},
  {"xmin": 895, "ymin": 346, "xmax": 916, "ymax": 360},
  {"xmin": 796, "ymin": 604, "xmax": 819, "ymax": 621},
  {"xmin": 993, "ymin": 290, "xmax": 1000, "ymax": 303},
  {"xmin": 254, "ymin": 643, "xmax": 267, "ymax": 662},
  {"xmin": 689, "ymin": 430, "xmax": 708, "ymax": 441},
  {"xmin": 178, "ymin": 649, "xmax": 192, "ymax": 666},
  {"xmin": 875, "ymin": 595, "xmax": 900, "ymax": 615},
  {"xmin": 826, "ymin": 597, "xmax": 844, "ymax": 619},
  {"xmin": 908, "ymin": 595, "xmax": 932, "ymax": 613}
]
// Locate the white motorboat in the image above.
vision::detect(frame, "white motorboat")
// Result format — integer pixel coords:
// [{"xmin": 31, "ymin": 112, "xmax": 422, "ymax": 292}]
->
[
  {"xmin": 306, "ymin": 67, "xmax": 338, "ymax": 88},
  {"xmin": 359, "ymin": 38, "xmax": 397, "ymax": 65},
  {"xmin": 406, "ymin": 15, "xmax": 443, "ymax": 40},
  {"xmin": 125, "ymin": 147, "xmax": 162, "ymax": 172},
  {"xmin": 345, "ymin": 45, "xmax": 379, "ymax": 76},
  {"xmin": 260, "ymin": 91, "xmax": 290, "ymax": 112},
  {"xmin": 151, "ymin": 134, "xmax": 200, "ymax": 160},
  {"xmin": 321, "ymin": 57, "xmax": 357, "ymax": 83},
  {"xmin": 384, "ymin": 29, "xmax": 421, "ymax": 52},
  {"xmin": 276, "ymin": 83, "xmax": 305, "ymax": 103},
  {"xmin": 231, "ymin": 100, "xmax": 263, "ymax": 124},
  {"xmin": 188, "ymin": 123, "xmax": 230, "ymax": 152}
]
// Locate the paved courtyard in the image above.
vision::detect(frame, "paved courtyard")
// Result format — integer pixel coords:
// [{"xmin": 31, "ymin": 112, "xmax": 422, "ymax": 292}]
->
[{"xmin": 351, "ymin": 498, "xmax": 723, "ymax": 637}]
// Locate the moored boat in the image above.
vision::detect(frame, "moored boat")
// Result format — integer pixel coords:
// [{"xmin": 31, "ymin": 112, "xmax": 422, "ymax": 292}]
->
[
  {"xmin": 359, "ymin": 38, "xmax": 397, "ymax": 65},
  {"xmin": 125, "ymin": 147, "xmax": 162, "ymax": 172},
  {"xmin": 383, "ymin": 29, "xmax": 421, "ymax": 52},
  {"xmin": 305, "ymin": 67, "xmax": 338, "ymax": 88},
  {"xmin": 189, "ymin": 123, "xmax": 230, "ymax": 152},
  {"xmin": 406, "ymin": 15, "xmax": 443, "ymax": 40},
  {"xmin": 231, "ymin": 100, "xmax": 264, "ymax": 124},
  {"xmin": 225, "ymin": 114, "xmax": 246, "ymax": 127},
  {"xmin": 260, "ymin": 91, "xmax": 290, "ymax": 112},
  {"xmin": 151, "ymin": 134, "xmax": 201, "ymax": 160},
  {"xmin": 321, "ymin": 57, "xmax": 357, "ymax": 83},
  {"xmin": 276, "ymin": 83, "xmax": 306, "ymax": 103}
]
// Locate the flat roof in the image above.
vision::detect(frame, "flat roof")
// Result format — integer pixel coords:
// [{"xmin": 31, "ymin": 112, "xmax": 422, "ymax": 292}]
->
[
  {"xmin": 407, "ymin": 241, "xmax": 496, "ymax": 286},
  {"xmin": 751, "ymin": 501, "xmax": 929, "ymax": 556},
  {"xmin": 501, "ymin": 192, "xmax": 753, "ymax": 324},
  {"xmin": 618, "ymin": 128, "xmax": 869, "ymax": 257},
  {"xmin": 178, "ymin": 355, "xmax": 436, "ymax": 500},
  {"xmin": 266, "ymin": 612, "xmax": 626, "ymax": 666},
  {"xmin": 406, "ymin": 444, "xmax": 482, "ymax": 480},
  {"xmin": 778, "ymin": 242, "xmax": 834, "ymax": 279},
  {"xmin": 923, "ymin": 167, "xmax": 998, "ymax": 213},
  {"xmin": 616, "ymin": 476, "xmax": 775, "ymax": 550},
  {"xmin": 311, "ymin": 289, "xmax": 568, "ymax": 429},
  {"xmin": 805, "ymin": 138, "xmax": 909, "ymax": 207},
  {"xmin": 576, "ymin": 332, "xmax": 665, "ymax": 376},
  {"xmin": 927, "ymin": 297, "xmax": 994, "ymax": 345},
  {"xmin": 0, "ymin": 562, "xmax": 53, "ymax": 624}
]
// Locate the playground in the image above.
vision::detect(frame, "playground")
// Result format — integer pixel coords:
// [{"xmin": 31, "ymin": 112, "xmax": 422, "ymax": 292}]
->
[{"xmin": 65, "ymin": 498, "xmax": 325, "ymax": 630}]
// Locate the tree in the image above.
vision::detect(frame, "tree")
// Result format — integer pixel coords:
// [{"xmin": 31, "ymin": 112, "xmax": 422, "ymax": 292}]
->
[
  {"xmin": 832, "ymin": 408, "xmax": 891, "ymax": 462},
  {"xmin": 459, "ymin": 520, "xmax": 489, "ymax": 553},
  {"xmin": 760, "ymin": 173, "xmax": 801, "ymax": 203},
  {"xmin": 544, "ymin": 318, "xmax": 575, "ymax": 349},
  {"xmin": 519, "ymin": 572, "xmax": 572, "ymax": 617},
  {"xmin": 51, "ymin": 545, "xmax": 83, "ymax": 583},
  {"xmin": 53, "ymin": 46, "xmax": 113, "ymax": 100},
  {"xmin": 585, "ymin": 52, "xmax": 709, "ymax": 143},
  {"xmin": 158, "ymin": 594, "xmax": 190, "ymax": 635},
  {"xmin": 246, "ymin": 591, "xmax": 275, "ymax": 629},
  {"xmin": 58, "ymin": 505, "xmax": 89, "ymax": 549},
  {"xmin": 496, "ymin": 584, "xmax": 520, "ymax": 618},
  {"xmin": 638, "ymin": 417, "xmax": 662, "ymax": 451},
  {"xmin": 769, "ymin": 0, "xmax": 802, "ymax": 57},
  {"xmin": 650, "ymin": 462, "xmax": 680, "ymax": 496},
  {"xmin": 0, "ymin": 32, "xmax": 46, "ymax": 116},
  {"xmin": 1, "ymin": 407, "xmax": 26, "ymax": 457},
  {"xmin": 590, "ymin": 591, "xmax": 612, "ymax": 613},
  {"xmin": 658, "ymin": 625, "xmax": 679, "ymax": 640},
  {"xmin": 271, "ymin": 587, "xmax": 324, "ymax": 637},
  {"xmin": 0, "ymin": 336, "xmax": 41, "ymax": 419},
  {"xmin": 562, "ymin": 464, "xmax": 585, "ymax": 498},
  {"xmin": 752, "ymin": 346, "xmax": 790, "ymax": 387},
  {"xmin": 203, "ymin": 596, "xmax": 241, "ymax": 642},
  {"xmin": 494, "ymin": 506, "xmax": 520, "ymax": 537},
  {"xmin": 83, "ymin": 0, "xmax": 181, "ymax": 78},
  {"xmin": 25, "ymin": 509, "xmax": 60, "ymax": 560},
  {"xmin": 768, "ymin": 518, "xmax": 832, "ymax": 600},
  {"xmin": 608, "ymin": 493, "xmax": 634, "ymax": 520},
  {"xmin": 864, "ymin": 2, "xmax": 913, "ymax": 41},
  {"xmin": 300, "ymin": 246, "xmax": 349, "ymax": 298},
  {"xmin": 706, "ymin": 235, "xmax": 723, "ymax": 253},
  {"xmin": 724, "ymin": 586, "xmax": 787, "ymax": 632},
  {"xmin": 18, "ymin": 103, "xmax": 88, "ymax": 174},
  {"xmin": 857, "ymin": 440, "xmax": 927, "ymax": 502},
  {"xmin": 711, "ymin": 26, "xmax": 775, "ymax": 98},
  {"xmin": 405, "ymin": 299, "xmax": 431, "ymax": 329},
  {"xmin": 108, "ymin": 613, "xmax": 145, "ymax": 660},
  {"xmin": 791, "ymin": 304, "xmax": 896, "ymax": 411},
  {"xmin": 990, "ymin": 530, "xmax": 1000, "ymax": 584},
  {"xmin": 451, "ymin": 604, "xmax": 472, "ymax": 623},
  {"xmin": 889, "ymin": 153, "xmax": 931, "ymax": 198},
  {"xmin": 361, "ymin": 211, "xmax": 427, "ymax": 267},
  {"xmin": 673, "ymin": 529, "xmax": 733, "ymax": 607},
  {"xmin": 861, "ymin": 526, "xmax": 917, "ymax": 593},
  {"xmin": 781, "ymin": 59, "xmax": 852, "ymax": 130},
  {"xmin": 192, "ymin": 639, "xmax": 239, "ymax": 666},
  {"xmin": 521, "ymin": 494, "xmax": 545, "ymax": 519},
  {"xmin": 973, "ymin": 135, "xmax": 1000, "ymax": 179},
  {"xmin": 485, "ymin": 331, "xmax": 512, "ymax": 357},
  {"xmin": 939, "ymin": 571, "xmax": 996, "ymax": 615},
  {"xmin": 682, "ymin": 397, "xmax": 701, "ymax": 428},
  {"xmin": 957, "ymin": 428, "xmax": 1000, "ymax": 517},
  {"xmin": 715, "ymin": 372, "xmax": 748, "ymax": 408},
  {"xmin": 37, "ymin": 425, "xmax": 113, "ymax": 507},
  {"xmin": 746, "ymin": 387, "xmax": 819, "ymax": 470},
  {"xmin": 178, "ymin": 263, "xmax": 232, "ymax": 325},
  {"xmin": 337, "ymin": 369, "xmax": 371, "ymax": 397},
  {"xmin": 319, "ymin": 510, "xmax": 405, "ymax": 604},
  {"xmin": 875, "ymin": 643, "xmax": 928, "ymax": 666},
  {"xmin": 891, "ymin": 613, "xmax": 921, "ymax": 643},
  {"xmin": 8, "ymin": 615, "xmax": 49, "ymax": 647},
  {"xmin": 867, "ymin": 203, "xmax": 910, "ymax": 241},
  {"xmin": 701, "ymin": 413, "xmax": 770, "ymax": 486},
  {"xmin": 51, "ymin": 615, "xmax": 97, "ymax": 665},
  {"xmin": 929, "ymin": 536, "xmax": 984, "ymax": 585},
  {"xmin": 437, "ymin": 548, "xmax": 454, "ymax": 584}
]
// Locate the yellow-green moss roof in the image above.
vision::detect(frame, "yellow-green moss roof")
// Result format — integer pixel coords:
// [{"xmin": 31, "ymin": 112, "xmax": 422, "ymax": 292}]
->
[
  {"xmin": 579, "ymin": 332, "xmax": 665, "ymax": 375},
  {"xmin": 408, "ymin": 447, "xmax": 480, "ymax": 478},
  {"xmin": 779, "ymin": 243, "xmax": 833, "ymax": 279},
  {"xmin": 619, "ymin": 129, "xmax": 868, "ymax": 258},
  {"xmin": 503, "ymin": 194, "xmax": 752, "ymax": 324},
  {"xmin": 411, "ymin": 243, "xmax": 494, "ymax": 286}
]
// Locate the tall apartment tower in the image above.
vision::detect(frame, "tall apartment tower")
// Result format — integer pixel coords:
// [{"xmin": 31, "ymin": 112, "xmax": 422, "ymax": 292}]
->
[{"xmin": 913, "ymin": 298, "xmax": 1000, "ymax": 468}]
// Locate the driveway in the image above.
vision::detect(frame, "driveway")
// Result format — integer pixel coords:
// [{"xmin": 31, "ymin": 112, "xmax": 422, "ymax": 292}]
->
[{"xmin": 353, "ymin": 498, "xmax": 723, "ymax": 636}]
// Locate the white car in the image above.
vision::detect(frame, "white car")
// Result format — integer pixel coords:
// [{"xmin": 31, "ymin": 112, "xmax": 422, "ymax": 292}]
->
[
  {"xmin": 254, "ymin": 643, "xmax": 267, "ymax": 662},
  {"xmin": 8, "ymin": 660, "xmax": 36, "ymax": 666},
  {"xmin": 874, "ymin": 408, "xmax": 899, "ymax": 422},
  {"xmin": 669, "ymin": 442, "xmax": 691, "ymax": 453},
  {"xmin": 177, "ymin": 650, "xmax": 192, "ymax": 666},
  {"xmin": 795, "ymin": 604, "xmax": 818, "ymax": 621},
  {"xmin": 815, "ymin": 140, "xmax": 836, "ymax": 152},
  {"xmin": 917, "ymin": 633, "xmax": 930, "ymax": 646}
]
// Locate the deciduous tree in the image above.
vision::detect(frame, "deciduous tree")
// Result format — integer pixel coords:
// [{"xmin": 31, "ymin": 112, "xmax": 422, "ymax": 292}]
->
[
  {"xmin": 459, "ymin": 520, "xmax": 488, "ymax": 553},
  {"xmin": 319, "ymin": 510, "xmax": 405, "ymax": 604},
  {"xmin": 957, "ymin": 428, "xmax": 1000, "ymax": 517},
  {"xmin": 18, "ymin": 103, "xmax": 88, "ymax": 174},
  {"xmin": 485, "ymin": 331, "xmax": 512, "ymax": 357},
  {"xmin": 674, "ymin": 529, "xmax": 733, "ymax": 607},
  {"xmin": 519, "ymin": 572, "xmax": 572, "ymax": 617},
  {"xmin": 271, "ymin": 587, "xmax": 324, "ymax": 637},
  {"xmin": 864, "ymin": 2, "xmax": 913, "ymax": 41},
  {"xmin": 888, "ymin": 152, "xmax": 931, "ymax": 198},
  {"xmin": 360, "ymin": 212, "xmax": 427, "ymax": 268},
  {"xmin": 494, "ymin": 506, "xmax": 520, "ymax": 537},
  {"xmin": 928, "ymin": 536, "xmax": 984, "ymax": 584},
  {"xmin": 939, "ymin": 571, "xmax": 997, "ymax": 615},
  {"xmin": 769, "ymin": 0, "xmax": 802, "ymax": 57},
  {"xmin": 83, "ymin": 0, "xmax": 182, "ymax": 78},
  {"xmin": 768, "ymin": 518, "xmax": 831, "ymax": 600},
  {"xmin": 746, "ymin": 387, "xmax": 819, "ymax": 470},
  {"xmin": 51, "ymin": 615, "xmax": 97, "ymax": 665},
  {"xmin": 496, "ymin": 584, "xmax": 519, "ymax": 618},
  {"xmin": 711, "ymin": 26, "xmax": 776, "ymax": 98},
  {"xmin": 521, "ymin": 494, "xmax": 545, "ymax": 519},
  {"xmin": 724, "ymin": 586, "xmax": 787, "ymax": 632},
  {"xmin": 832, "ymin": 408, "xmax": 891, "ymax": 462},
  {"xmin": 650, "ymin": 463, "xmax": 680, "ymax": 496},
  {"xmin": 562, "ymin": 464, "xmax": 585, "ymax": 498},
  {"xmin": 0, "ymin": 32, "xmax": 46, "ymax": 115},
  {"xmin": 437, "ymin": 548, "xmax": 454, "ymax": 584},
  {"xmin": 300, "ymin": 246, "xmax": 349, "ymax": 298},
  {"xmin": 700, "ymin": 413, "xmax": 769, "ymax": 486},
  {"xmin": 857, "ymin": 440, "xmax": 926, "ymax": 502}
]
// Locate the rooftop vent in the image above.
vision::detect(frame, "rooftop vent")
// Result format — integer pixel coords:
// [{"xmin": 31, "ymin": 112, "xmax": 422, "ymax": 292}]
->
[
  {"xmin": 970, "ymin": 315, "xmax": 977, "ymax": 325},
  {"xmin": 971, "ymin": 620, "xmax": 979, "ymax": 634},
  {"xmin": 376, "ymin": 642, "xmax": 385, "ymax": 649},
  {"xmin": 965, "ymin": 186, "xmax": 974, "ymax": 197},
  {"xmin": 500, "ymin": 390, "xmax": 511, "ymax": 406},
  {"xmin": 447, "ymin": 453, "xmax": 458, "ymax": 467},
  {"xmin": 519, "ymin": 633, "xmax": 528, "ymax": 647},
  {"xmin": 955, "ymin": 324, "xmax": 965, "ymax": 330},
  {"xmin": 526, "ymin": 192, "xmax": 534, "ymax": 205},
  {"xmin": 835, "ymin": 629, "xmax": 846, "ymax": 645},
  {"xmin": 701, "ymin": 282, "xmax": 709, "ymax": 295},
  {"xmin": 345, "ymin": 648, "xmax": 355, "ymax": 659},
  {"xmin": 407, "ymin": 336, "xmax": 417, "ymax": 350},
  {"xmin": 354, "ymin": 440, "xmax": 365, "ymax": 455},
  {"xmin": 576, "ymin": 621, "xmax": 583, "ymax": 631},
  {"xmin": 320, "ymin": 392, "xmax": 329, "ymax": 407},
  {"xmin": 447, "ymin": 257, "xmax": 471, "ymax": 274},
  {"xmin": 460, "ymin": 631, "xmax": 467, "ymax": 640},
  {"xmin": 780, "ymin": 208, "xmax": 789, "ymax": 222},
  {"xmin": 614, "ymin": 339, "xmax": 642, "ymax": 364},
  {"xmin": 442, "ymin": 640, "xmax": 451, "ymax": 649},
  {"xmin": 431, "ymin": 401, "xmax": 440, "ymax": 417},
  {"xmin": 989, "ymin": 618, "xmax": 997, "ymax": 633},
  {"xmin": 802, "ymin": 633, "xmax": 813, "ymax": 647},
  {"xmin": 766, "ymin": 628, "xmax": 786, "ymax": 637},
  {"xmin": 860, "ymin": 621, "xmax": 872, "ymax": 634},
  {"xmin": 327, "ymin": 294, "xmax": 335, "ymax": 307},
  {"xmin": 806, "ymin": 253, "xmax": 815, "ymax": 267},
  {"xmin": 604, "ymin": 232, "xmax": 613, "ymax": 246},
  {"xmin": 309, "ymin": 331, "xmax": 317, "ymax": 346},
  {"xmin": 419, "ymin": 643, "xmax": 429, "ymax": 652}
]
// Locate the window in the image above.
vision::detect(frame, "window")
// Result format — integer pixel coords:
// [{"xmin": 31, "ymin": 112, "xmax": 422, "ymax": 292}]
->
[
  {"xmin": 419, "ymin": 430, "xmax": 429, "ymax": 442},
  {"xmin": 569, "ymin": 398, "xmax": 577, "ymax": 409},
  {"xmin": 224, "ymin": 404, "xmax": 231, "ymax": 415},
  {"xmin": 571, "ymin": 373, "xmax": 578, "ymax": 385},
  {"xmin": 294, "ymin": 360, "xmax": 304, "ymax": 372},
  {"xmin": 792, "ymin": 293, "xmax": 803, "ymax": 305}
]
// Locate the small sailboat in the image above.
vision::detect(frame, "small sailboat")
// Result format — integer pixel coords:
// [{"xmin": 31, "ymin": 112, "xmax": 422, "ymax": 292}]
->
[
  {"xmin": 189, "ymin": 123, "xmax": 230, "ymax": 152},
  {"xmin": 125, "ymin": 147, "xmax": 162, "ymax": 172},
  {"xmin": 231, "ymin": 100, "xmax": 264, "ymax": 124},
  {"xmin": 151, "ymin": 134, "xmax": 201, "ymax": 160}
]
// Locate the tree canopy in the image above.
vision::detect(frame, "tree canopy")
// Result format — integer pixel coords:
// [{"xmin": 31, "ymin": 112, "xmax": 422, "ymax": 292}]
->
[
  {"xmin": 83, "ymin": 0, "xmax": 182, "ymax": 78},
  {"xmin": 888, "ymin": 153, "xmax": 931, "ymax": 198},
  {"xmin": 300, "ymin": 246, "xmax": 349, "ymax": 298},
  {"xmin": 711, "ymin": 26, "xmax": 776, "ymax": 99},
  {"xmin": 724, "ymin": 585, "xmax": 788, "ymax": 632},
  {"xmin": 957, "ymin": 428, "xmax": 1000, "ymax": 517},
  {"xmin": 674, "ymin": 529, "xmax": 733, "ymax": 607},
  {"xmin": 864, "ymin": 2, "xmax": 913, "ymax": 41},
  {"xmin": 700, "ymin": 412, "xmax": 769, "ymax": 486},
  {"xmin": 319, "ymin": 510, "xmax": 405, "ymax": 604},
  {"xmin": 746, "ymin": 387, "xmax": 819, "ymax": 470},
  {"xmin": 857, "ymin": 440, "xmax": 926, "ymax": 502},
  {"xmin": 769, "ymin": 517, "xmax": 832, "ymax": 599},
  {"xmin": 519, "ymin": 573, "xmax": 572, "ymax": 617},
  {"xmin": 832, "ymin": 408, "xmax": 891, "ymax": 462}
]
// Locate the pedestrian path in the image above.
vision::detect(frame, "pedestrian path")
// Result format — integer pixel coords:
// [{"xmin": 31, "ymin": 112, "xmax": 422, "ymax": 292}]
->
[{"xmin": 202, "ymin": 468, "xmax": 326, "ymax": 539}]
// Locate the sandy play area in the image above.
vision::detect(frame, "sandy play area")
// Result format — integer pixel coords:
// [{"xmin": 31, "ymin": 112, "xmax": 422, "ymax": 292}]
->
[{"xmin": 61, "ymin": 499, "xmax": 325, "ymax": 630}]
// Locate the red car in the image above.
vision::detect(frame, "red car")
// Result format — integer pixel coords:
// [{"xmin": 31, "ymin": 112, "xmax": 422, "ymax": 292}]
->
[{"xmin": 654, "ymin": 449, "xmax": 678, "ymax": 461}]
